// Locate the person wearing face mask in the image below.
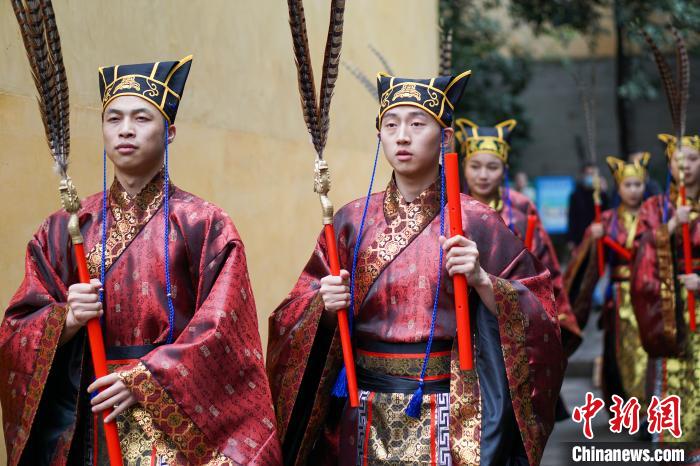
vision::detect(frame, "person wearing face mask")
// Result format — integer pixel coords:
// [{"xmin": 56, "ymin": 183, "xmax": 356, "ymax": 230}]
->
[
  {"xmin": 567, "ymin": 163, "xmax": 610, "ymax": 250},
  {"xmin": 632, "ymin": 134, "xmax": 700, "ymax": 458},
  {"xmin": 455, "ymin": 118, "xmax": 582, "ymax": 360},
  {"xmin": 267, "ymin": 71, "xmax": 564, "ymax": 466},
  {"xmin": 564, "ymin": 154, "xmax": 651, "ymax": 412}
]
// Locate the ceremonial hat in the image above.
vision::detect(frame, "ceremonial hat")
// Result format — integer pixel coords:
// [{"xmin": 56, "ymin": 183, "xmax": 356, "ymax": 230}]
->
[
  {"xmin": 99, "ymin": 55, "xmax": 192, "ymax": 123},
  {"xmin": 376, "ymin": 71, "xmax": 471, "ymax": 129}
]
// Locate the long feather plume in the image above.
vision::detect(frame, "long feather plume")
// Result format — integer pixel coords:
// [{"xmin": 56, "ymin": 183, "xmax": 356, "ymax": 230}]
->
[
  {"xmin": 11, "ymin": 0, "xmax": 70, "ymax": 178},
  {"xmin": 572, "ymin": 66, "xmax": 598, "ymax": 165},
  {"xmin": 671, "ymin": 27, "xmax": 690, "ymax": 141},
  {"xmin": 641, "ymin": 29, "xmax": 680, "ymax": 135},
  {"xmin": 439, "ymin": 28, "xmax": 453, "ymax": 76},
  {"xmin": 368, "ymin": 44, "xmax": 395, "ymax": 76},
  {"xmin": 318, "ymin": 0, "xmax": 345, "ymax": 155},
  {"xmin": 42, "ymin": 0, "xmax": 69, "ymax": 171},
  {"xmin": 287, "ymin": 0, "xmax": 346, "ymax": 159},
  {"xmin": 287, "ymin": 0, "xmax": 322, "ymax": 155}
]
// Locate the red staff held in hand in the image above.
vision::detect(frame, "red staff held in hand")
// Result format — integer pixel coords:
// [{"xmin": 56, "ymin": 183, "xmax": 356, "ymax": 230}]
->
[
  {"xmin": 286, "ymin": 0, "xmax": 359, "ymax": 406},
  {"xmin": 10, "ymin": 1, "xmax": 123, "ymax": 463}
]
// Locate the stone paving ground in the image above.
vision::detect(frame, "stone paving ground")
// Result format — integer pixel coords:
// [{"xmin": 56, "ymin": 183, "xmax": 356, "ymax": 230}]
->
[{"xmin": 541, "ymin": 312, "xmax": 658, "ymax": 466}]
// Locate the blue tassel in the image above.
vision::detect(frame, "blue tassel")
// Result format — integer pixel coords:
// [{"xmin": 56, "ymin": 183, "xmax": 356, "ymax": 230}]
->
[
  {"xmin": 331, "ymin": 366, "xmax": 349, "ymax": 398},
  {"xmin": 404, "ymin": 129, "xmax": 446, "ymax": 420},
  {"xmin": 404, "ymin": 381, "xmax": 425, "ymax": 418},
  {"xmin": 662, "ymin": 170, "xmax": 672, "ymax": 224},
  {"xmin": 163, "ymin": 120, "xmax": 176, "ymax": 344},
  {"xmin": 330, "ymin": 137, "xmax": 381, "ymax": 400},
  {"xmin": 503, "ymin": 165, "xmax": 514, "ymax": 232}
]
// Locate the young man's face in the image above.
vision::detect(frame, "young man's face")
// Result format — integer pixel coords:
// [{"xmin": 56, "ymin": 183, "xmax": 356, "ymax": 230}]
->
[
  {"xmin": 670, "ymin": 146, "xmax": 700, "ymax": 187},
  {"xmin": 464, "ymin": 152, "xmax": 504, "ymax": 200},
  {"xmin": 102, "ymin": 95, "xmax": 175, "ymax": 176},
  {"xmin": 379, "ymin": 106, "xmax": 451, "ymax": 179}
]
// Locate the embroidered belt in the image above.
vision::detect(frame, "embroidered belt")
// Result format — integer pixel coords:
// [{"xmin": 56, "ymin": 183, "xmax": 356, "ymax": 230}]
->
[
  {"xmin": 355, "ymin": 339, "xmax": 452, "ymax": 393},
  {"xmin": 356, "ymin": 367, "xmax": 450, "ymax": 394}
]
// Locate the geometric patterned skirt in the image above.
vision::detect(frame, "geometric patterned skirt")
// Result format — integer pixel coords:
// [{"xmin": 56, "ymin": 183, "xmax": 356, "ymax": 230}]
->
[
  {"xmin": 93, "ymin": 346, "xmax": 179, "ymax": 466},
  {"xmin": 339, "ymin": 340, "xmax": 453, "ymax": 466}
]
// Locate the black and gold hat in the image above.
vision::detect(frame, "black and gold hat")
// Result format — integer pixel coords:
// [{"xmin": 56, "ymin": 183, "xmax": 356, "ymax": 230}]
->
[
  {"xmin": 606, "ymin": 153, "xmax": 650, "ymax": 184},
  {"xmin": 376, "ymin": 71, "xmax": 471, "ymax": 129},
  {"xmin": 99, "ymin": 55, "xmax": 193, "ymax": 124},
  {"xmin": 454, "ymin": 118, "xmax": 517, "ymax": 163}
]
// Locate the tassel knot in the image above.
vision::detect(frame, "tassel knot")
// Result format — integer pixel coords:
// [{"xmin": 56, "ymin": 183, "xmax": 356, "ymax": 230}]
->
[
  {"xmin": 331, "ymin": 366, "xmax": 349, "ymax": 398},
  {"xmin": 404, "ymin": 380, "xmax": 425, "ymax": 418}
]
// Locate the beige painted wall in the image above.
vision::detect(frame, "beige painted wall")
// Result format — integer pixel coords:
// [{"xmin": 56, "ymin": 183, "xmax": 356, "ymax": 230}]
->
[{"xmin": 0, "ymin": 0, "xmax": 439, "ymax": 460}]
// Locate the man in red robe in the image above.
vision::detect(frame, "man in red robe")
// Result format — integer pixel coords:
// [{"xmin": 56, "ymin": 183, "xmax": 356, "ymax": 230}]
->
[
  {"xmin": 0, "ymin": 56, "xmax": 281, "ymax": 465},
  {"xmin": 267, "ymin": 71, "xmax": 565, "ymax": 465}
]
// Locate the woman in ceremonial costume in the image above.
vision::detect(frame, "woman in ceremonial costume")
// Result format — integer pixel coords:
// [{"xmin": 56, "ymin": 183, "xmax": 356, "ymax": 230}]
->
[
  {"xmin": 267, "ymin": 70, "xmax": 565, "ymax": 465},
  {"xmin": 631, "ymin": 135, "xmax": 700, "ymax": 461},
  {"xmin": 564, "ymin": 155, "xmax": 651, "ymax": 409},
  {"xmin": 455, "ymin": 119, "xmax": 581, "ymax": 359},
  {"xmin": 0, "ymin": 57, "xmax": 281, "ymax": 465}
]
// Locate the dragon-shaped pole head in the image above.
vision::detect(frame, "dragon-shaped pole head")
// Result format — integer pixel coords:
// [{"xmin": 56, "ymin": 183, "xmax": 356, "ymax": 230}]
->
[
  {"xmin": 59, "ymin": 176, "xmax": 84, "ymax": 245},
  {"xmin": 314, "ymin": 158, "xmax": 334, "ymax": 225}
]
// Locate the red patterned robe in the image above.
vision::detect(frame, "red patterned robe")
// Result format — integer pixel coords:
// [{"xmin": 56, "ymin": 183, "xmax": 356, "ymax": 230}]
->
[
  {"xmin": 564, "ymin": 207, "xmax": 649, "ymax": 409},
  {"xmin": 492, "ymin": 190, "xmax": 582, "ymax": 356},
  {"xmin": 0, "ymin": 173, "xmax": 281, "ymax": 465},
  {"xmin": 631, "ymin": 192, "xmax": 700, "ymax": 460},
  {"xmin": 267, "ymin": 177, "xmax": 565, "ymax": 466}
]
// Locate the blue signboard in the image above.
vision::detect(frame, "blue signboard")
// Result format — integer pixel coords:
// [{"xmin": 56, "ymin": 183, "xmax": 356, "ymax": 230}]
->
[{"xmin": 535, "ymin": 176, "xmax": 575, "ymax": 234}]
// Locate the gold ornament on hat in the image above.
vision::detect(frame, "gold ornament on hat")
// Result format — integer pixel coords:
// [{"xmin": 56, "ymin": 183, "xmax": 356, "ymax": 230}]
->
[
  {"xmin": 454, "ymin": 118, "xmax": 517, "ymax": 163},
  {"xmin": 605, "ymin": 153, "xmax": 650, "ymax": 184}
]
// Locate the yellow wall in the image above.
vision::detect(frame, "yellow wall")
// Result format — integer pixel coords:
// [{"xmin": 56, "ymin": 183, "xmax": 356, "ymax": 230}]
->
[{"xmin": 0, "ymin": 0, "xmax": 439, "ymax": 460}]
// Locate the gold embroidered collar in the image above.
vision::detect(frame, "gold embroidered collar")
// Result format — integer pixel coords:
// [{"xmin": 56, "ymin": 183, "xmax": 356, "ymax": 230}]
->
[
  {"xmin": 617, "ymin": 207, "xmax": 639, "ymax": 249},
  {"xmin": 109, "ymin": 169, "xmax": 170, "ymax": 215},
  {"xmin": 383, "ymin": 175, "xmax": 441, "ymax": 223}
]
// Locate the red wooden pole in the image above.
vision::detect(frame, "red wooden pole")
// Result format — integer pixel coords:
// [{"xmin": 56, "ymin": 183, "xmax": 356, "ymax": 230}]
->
[
  {"xmin": 524, "ymin": 214, "xmax": 537, "ymax": 251},
  {"xmin": 444, "ymin": 152, "xmax": 473, "ymax": 371},
  {"xmin": 323, "ymin": 225, "xmax": 360, "ymax": 407},
  {"xmin": 602, "ymin": 236, "xmax": 632, "ymax": 262},
  {"xmin": 72, "ymin": 243, "xmax": 123, "ymax": 465}
]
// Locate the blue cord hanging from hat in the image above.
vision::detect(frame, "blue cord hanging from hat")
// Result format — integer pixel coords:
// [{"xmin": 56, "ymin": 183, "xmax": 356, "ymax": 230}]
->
[
  {"xmin": 334, "ymin": 71, "xmax": 471, "ymax": 404},
  {"xmin": 331, "ymin": 135, "xmax": 381, "ymax": 398},
  {"xmin": 99, "ymin": 120, "xmax": 177, "ymax": 345},
  {"xmin": 503, "ymin": 164, "xmax": 515, "ymax": 232},
  {"xmin": 332, "ymin": 130, "xmax": 448, "ymax": 418},
  {"xmin": 97, "ymin": 56, "xmax": 192, "ymax": 345},
  {"xmin": 404, "ymin": 128, "xmax": 447, "ymax": 418}
]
